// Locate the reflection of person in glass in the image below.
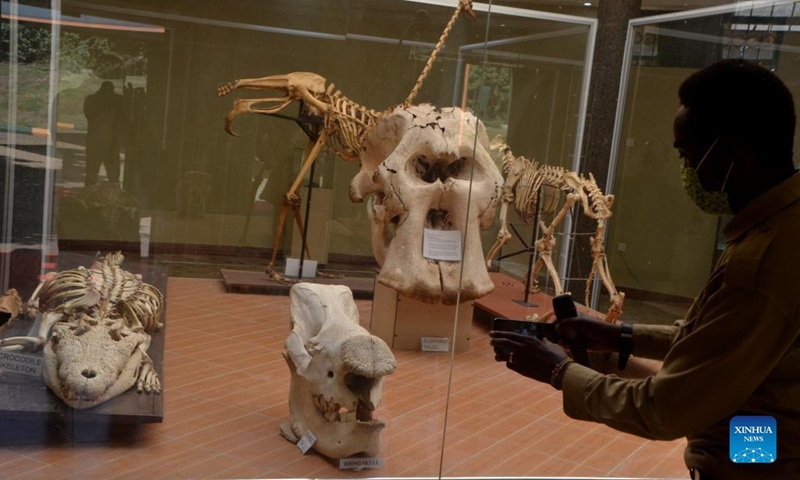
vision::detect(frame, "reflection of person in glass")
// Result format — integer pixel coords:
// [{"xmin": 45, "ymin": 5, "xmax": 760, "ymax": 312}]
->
[
  {"xmin": 491, "ymin": 60, "xmax": 800, "ymax": 480},
  {"xmin": 83, "ymin": 81, "xmax": 125, "ymax": 186}
]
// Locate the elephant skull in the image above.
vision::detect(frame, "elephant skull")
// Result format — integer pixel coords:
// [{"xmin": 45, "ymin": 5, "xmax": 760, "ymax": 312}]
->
[{"xmin": 350, "ymin": 104, "xmax": 503, "ymax": 304}]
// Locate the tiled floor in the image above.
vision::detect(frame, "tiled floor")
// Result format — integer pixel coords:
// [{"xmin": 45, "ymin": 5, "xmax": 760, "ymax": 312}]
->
[{"xmin": 0, "ymin": 277, "xmax": 688, "ymax": 479}]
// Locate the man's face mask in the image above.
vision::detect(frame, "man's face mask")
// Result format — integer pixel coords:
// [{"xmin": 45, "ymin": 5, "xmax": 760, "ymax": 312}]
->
[{"xmin": 680, "ymin": 137, "xmax": 734, "ymax": 215}]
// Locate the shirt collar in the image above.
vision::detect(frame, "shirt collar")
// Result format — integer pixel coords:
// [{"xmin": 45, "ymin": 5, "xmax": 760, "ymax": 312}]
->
[{"xmin": 723, "ymin": 172, "xmax": 800, "ymax": 243}]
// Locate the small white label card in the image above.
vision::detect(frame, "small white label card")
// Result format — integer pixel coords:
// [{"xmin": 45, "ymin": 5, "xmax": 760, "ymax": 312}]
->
[
  {"xmin": 0, "ymin": 351, "xmax": 43, "ymax": 377},
  {"xmin": 297, "ymin": 430, "xmax": 317, "ymax": 454},
  {"xmin": 339, "ymin": 457, "xmax": 384, "ymax": 470},
  {"xmin": 422, "ymin": 229, "xmax": 462, "ymax": 261},
  {"xmin": 421, "ymin": 336, "xmax": 450, "ymax": 352}
]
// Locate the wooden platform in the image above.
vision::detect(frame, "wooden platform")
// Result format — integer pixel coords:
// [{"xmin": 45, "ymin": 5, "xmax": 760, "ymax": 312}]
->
[
  {"xmin": 220, "ymin": 268, "xmax": 375, "ymax": 299},
  {"xmin": 0, "ymin": 252, "xmax": 166, "ymax": 444}
]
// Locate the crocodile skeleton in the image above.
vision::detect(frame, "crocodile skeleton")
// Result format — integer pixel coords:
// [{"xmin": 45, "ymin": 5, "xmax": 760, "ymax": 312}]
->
[{"xmin": 0, "ymin": 252, "xmax": 164, "ymax": 409}]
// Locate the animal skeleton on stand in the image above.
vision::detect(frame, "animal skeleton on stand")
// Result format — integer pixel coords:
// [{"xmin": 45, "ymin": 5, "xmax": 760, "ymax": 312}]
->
[
  {"xmin": 218, "ymin": 0, "xmax": 475, "ymax": 286},
  {"xmin": 485, "ymin": 139, "xmax": 625, "ymax": 323}
]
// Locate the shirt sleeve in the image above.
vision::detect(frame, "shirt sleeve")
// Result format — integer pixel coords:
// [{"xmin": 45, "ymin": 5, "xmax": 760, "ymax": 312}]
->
[
  {"xmin": 561, "ymin": 285, "xmax": 795, "ymax": 440},
  {"xmin": 631, "ymin": 322, "xmax": 681, "ymax": 360}
]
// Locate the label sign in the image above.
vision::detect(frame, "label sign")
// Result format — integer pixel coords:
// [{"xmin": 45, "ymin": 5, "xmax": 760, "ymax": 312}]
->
[
  {"xmin": 339, "ymin": 457, "xmax": 383, "ymax": 470},
  {"xmin": 730, "ymin": 416, "xmax": 776, "ymax": 463},
  {"xmin": 422, "ymin": 229, "xmax": 462, "ymax": 262},
  {"xmin": 421, "ymin": 337, "xmax": 450, "ymax": 352},
  {"xmin": 0, "ymin": 351, "xmax": 43, "ymax": 377},
  {"xmin": 297, "ymin": 430, "xmax": 317, "ymax": 454}
]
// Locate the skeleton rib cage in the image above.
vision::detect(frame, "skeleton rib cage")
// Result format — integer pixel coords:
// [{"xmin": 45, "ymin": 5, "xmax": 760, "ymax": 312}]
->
[{"xmin": 36, "ymin": 252, "xmax": 164, "ymax": 334}]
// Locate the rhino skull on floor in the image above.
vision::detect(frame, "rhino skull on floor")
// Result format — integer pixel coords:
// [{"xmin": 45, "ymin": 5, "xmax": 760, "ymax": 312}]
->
[
  {"xmin": 281, "ymin": 283, "xmax": 396, "ymax": 459},
  {"xmin": 350, "ymin": 104, "xmax": 503, "ymax": 304}
]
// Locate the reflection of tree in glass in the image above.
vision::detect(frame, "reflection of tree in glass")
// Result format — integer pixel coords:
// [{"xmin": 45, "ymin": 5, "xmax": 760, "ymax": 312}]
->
[
  {"xmin": 467, "ymin": 64, "xmax": 512, "ymax": 124},
  {"xmin": 1, "ymin": 22, "xmax": 145, "ymax": 77},
  {"xmin": 466, "ymin": 64, "xmax": 512, "ymax": 147}
]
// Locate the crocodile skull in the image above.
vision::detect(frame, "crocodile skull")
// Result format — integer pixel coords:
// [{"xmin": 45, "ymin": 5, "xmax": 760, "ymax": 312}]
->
[
  {"xmin": 350, "ymin": 104, "xmax": 503, "ymax": 304},
  {"xmin": 43, "ymin": 319, "xmax": 152, "ymax": 409},
  {"xmin": 281, "ymin": 283, "xmax": 396, "ymax": 458}
]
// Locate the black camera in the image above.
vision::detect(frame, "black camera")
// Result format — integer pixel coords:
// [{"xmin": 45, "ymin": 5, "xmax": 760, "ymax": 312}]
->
[{"xmin": 492, "ymin": 317, "xmax": 560, "ymax": 343}]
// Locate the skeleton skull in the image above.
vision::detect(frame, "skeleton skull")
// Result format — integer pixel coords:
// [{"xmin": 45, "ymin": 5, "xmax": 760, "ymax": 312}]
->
[
  {"xmin": 350, "ymin": 104, "xmax": 503, "ymax": 304},
  {"xmin": 281, "ymin": 283, "xmax": 396, "ymax": 458},
  {"xmin": 43, "ymin": 319, "xmax": 153, "ymax": 409}
]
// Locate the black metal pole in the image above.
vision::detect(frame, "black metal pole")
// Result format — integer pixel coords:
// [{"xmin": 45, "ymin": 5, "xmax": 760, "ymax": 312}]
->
[{"xmin": 298, "ymin": 156, "xmax": 316, "ymax": 279}]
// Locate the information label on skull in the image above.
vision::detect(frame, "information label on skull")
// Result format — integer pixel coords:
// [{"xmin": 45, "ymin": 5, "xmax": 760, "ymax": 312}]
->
[
  {"xmin": 422, "ymin": 229, "xmax": 462, "ymax": 262},
  {"xmin": 339, "ymin": 457, "xmax": 383, "ymax": 470},
  {"xmin": 0, "ymin": 351, "xmax": 43, "ymax": 377},
  {"xmin": 421, "ymin": 337, "xmax": 450, "ymax": 352},
  {"xmin": 297, "ymin": 430, "xmax": 317, "ymax": 454}
]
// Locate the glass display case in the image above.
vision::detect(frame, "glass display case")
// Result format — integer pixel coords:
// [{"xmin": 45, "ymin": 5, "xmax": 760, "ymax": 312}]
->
[
  {"xmin": 2, "ymin": 0, "xmax": 798, "ymax": 479},
  {"xmin": 603, "ymin": 0, "xmax": 800, "ymax": 323}
]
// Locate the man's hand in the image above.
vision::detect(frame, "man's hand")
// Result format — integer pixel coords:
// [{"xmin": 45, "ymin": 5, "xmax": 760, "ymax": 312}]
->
[
  {"xmin": 556, "ymin": 315, "xmax": 624, "ymax": 353},
  {"xmin": 489, "ymin": 331, "xmax": 569, "ymax": 386}
]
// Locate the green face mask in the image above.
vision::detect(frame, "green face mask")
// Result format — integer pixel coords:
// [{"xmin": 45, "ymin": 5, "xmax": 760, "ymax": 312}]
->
[{"xmin": 680, "ymin": 137, "xmax": 734, "ymax": 215}]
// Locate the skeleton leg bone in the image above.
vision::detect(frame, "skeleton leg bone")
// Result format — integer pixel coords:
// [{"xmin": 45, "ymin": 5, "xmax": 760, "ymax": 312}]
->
[
  {"xmin": 264, "ymin": 132, "xmax": 328, "ymax": 283},
  {"xmin": 587, "ymin": 221, "xmax": 625, "ymax": 323},
  {"xmin": 135, "ymin": 348, "xmax": 161, "ymax": 394},
  {"xmin": 485, "ymin": 201, "xmax": 513, "ymax": 268},
  {"xmin": 531, "ymin": 193, "xmax": 579, "ymax": 295}
]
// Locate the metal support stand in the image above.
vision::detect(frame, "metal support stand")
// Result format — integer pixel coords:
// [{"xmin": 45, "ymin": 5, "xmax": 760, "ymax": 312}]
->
[
  {"xmin": 511, "ymin": 188, "xmax": 543, "ymax": 307},
  {"xmin": 297, "ymin": 158, "xmax": 316, "ymax": 279}
]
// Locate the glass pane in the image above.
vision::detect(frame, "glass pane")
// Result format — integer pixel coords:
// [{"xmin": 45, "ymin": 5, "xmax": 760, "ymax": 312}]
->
[
  {"xmin": 606, "ymin": 1, "xmax": 800, "ymax": 326},
  {"xmin": 0, "ymin": 0, "xmax": 489, "ymax": 477}
]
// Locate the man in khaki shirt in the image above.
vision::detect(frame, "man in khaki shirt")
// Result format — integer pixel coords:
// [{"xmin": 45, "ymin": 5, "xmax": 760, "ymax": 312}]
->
[{"xmin": 491, "ymin": 60, "xmax": 800, "ymax": 479}]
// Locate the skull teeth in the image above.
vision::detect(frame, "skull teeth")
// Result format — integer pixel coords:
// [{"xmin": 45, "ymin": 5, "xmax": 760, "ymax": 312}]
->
[{"xmin": 313, "ymin": 394, "xmax": 375, "ymax": 424}]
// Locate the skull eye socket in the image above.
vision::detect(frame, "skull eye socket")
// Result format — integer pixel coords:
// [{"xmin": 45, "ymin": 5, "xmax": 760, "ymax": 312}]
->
[{"xmin": 411, "ymin": 156, "xmax": 470, "ymax": 183}]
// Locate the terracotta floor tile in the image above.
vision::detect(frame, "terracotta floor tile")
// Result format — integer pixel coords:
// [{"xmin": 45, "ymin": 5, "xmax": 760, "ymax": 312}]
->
[
  {"xmin": 180, "ymin": 412, "xmax": 274, "ymax": 448},
  {"xmin": 481, "ymin": 449, "xmax": 552, "ymax": 476},
  {"xmin": 1, "ymin": 457, "xmax": 47, "ymax": 478},
  {"xmin": 646, "ymin": 442, "xmax": 692, "ymax": 478},
  {"xmin": 581, "ymin": 434, "xmax": 649, "ymax": 473},
  {"xmin": 108, "ymin": 444, "xmax": 216, "ymax": 480},
  {"xmin": 8, "ymin": 464, "xmax": 74, "ymax": 480},
  {"xmin": 554, "ymin": 430, "xmax": 617, "ymax": 464},
  {"xmin": 440, "ymin": 433, "xmax": 497, "ymax": 470},
  {"xmin": 525, "ymin": 454, "xmax": 581, "ymax": 476},
  {"xmin": 276, "ymin": 453, "xmax": 335, "ymax": 478},
  {"xmin": 214, "ymin": 458, "xmax": 276, "ymax": 480},
  {"xmin": 609, "ymin": 439, "xmax": 675, "ymax": 477},
  {"xmin": 151, "ymin": 453, "xmax": 246, "ymax": 480},
  {"xmin": 530, "ymin": 422, "xmax": 593, "ymax": 457},
  {"xmin": 568, "ymin": 462, "xmax": 608, "ymax": 476}
]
